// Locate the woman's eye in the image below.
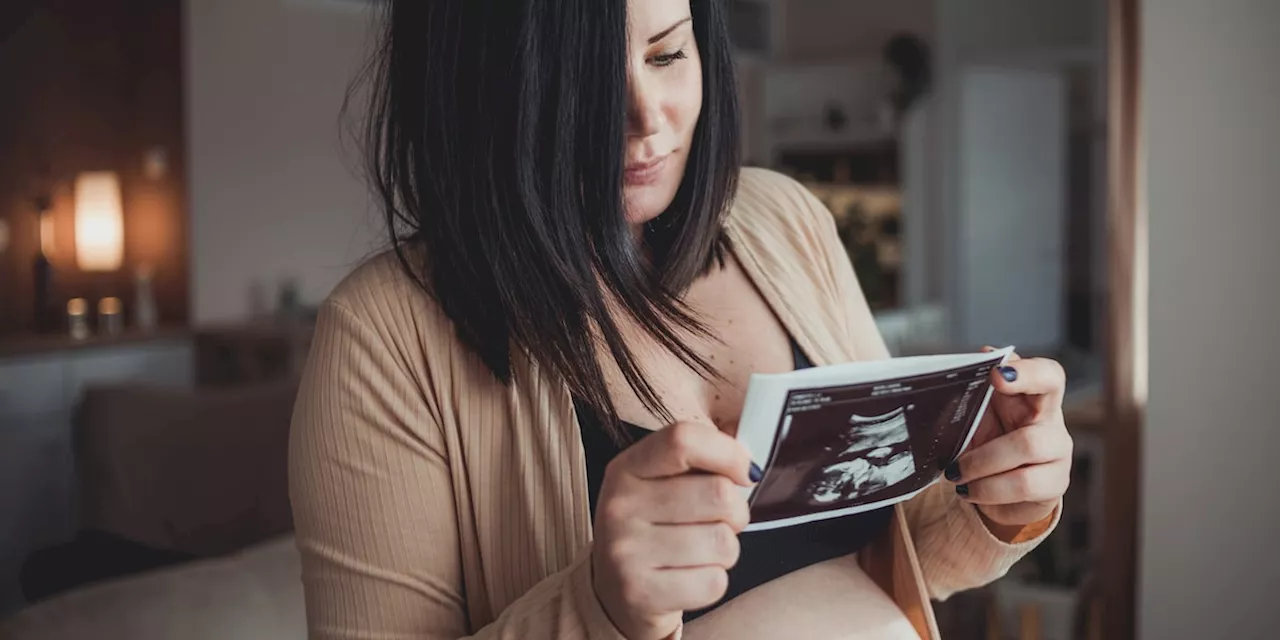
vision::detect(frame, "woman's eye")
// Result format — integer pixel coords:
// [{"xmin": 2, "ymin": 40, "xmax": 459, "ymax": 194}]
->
[{"xmin": 650, "ymin": 49, "xmax": 688, "ymax": 68}]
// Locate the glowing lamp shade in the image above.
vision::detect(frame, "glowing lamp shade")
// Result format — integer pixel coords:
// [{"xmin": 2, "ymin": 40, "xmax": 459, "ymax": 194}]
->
[{"xmin": 74, "ymin": 171, "xmax": 125, "ymax": 271}]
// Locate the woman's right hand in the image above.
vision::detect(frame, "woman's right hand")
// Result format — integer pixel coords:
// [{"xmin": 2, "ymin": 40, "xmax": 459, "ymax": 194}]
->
[{"xmin": 591, "ymin": 420, "xmax": 760, "ymax": 640}]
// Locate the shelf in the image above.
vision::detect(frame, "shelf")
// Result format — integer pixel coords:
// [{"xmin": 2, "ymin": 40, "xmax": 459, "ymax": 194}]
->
[
  {"xmin": 770, "ymin": 126, "xmax": 895, "ymax": 152},
  {"xmin": 0, "ymin": 327, "xmax": 190, "ymax": 361}
]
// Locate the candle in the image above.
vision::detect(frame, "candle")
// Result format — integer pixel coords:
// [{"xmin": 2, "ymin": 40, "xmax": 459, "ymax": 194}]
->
[
  {"xmin": 98, "ymin": 297, "xmax": 124, "ymax": 336},
  {"xmin": 67, "ymin": 298, "xmax": 90, "ymax": 340}
]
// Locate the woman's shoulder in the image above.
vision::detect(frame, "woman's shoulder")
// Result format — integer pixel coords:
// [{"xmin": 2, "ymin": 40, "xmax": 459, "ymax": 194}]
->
[
  {"xmin": 729, "ymin": 167, "xmax": 837, "ymax": 255},
  {"xmin": 320, "ymin": 248, "xmax": 454, "ymax": 353},
  {"xmin": 326, "ymin": 249, "xmax": 416, "ymax": 313},
  {"xmin": 735, "ymin": 166, "xmax": 810, "ymax": 199},
  {"xmin": 735, "ymin": 166, "xmax": 812, "ymax": 209}
]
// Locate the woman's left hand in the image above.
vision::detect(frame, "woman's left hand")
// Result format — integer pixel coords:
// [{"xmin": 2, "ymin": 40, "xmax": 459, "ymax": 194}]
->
[{"xmin": 945, "ymin": 351, "xmax": 1073, "ymax": 531}]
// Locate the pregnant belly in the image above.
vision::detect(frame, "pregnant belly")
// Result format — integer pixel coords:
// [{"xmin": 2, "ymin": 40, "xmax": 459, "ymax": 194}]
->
[{"xmin": 684, "ymin": 554, "xmax": 921, "ymax": 640}]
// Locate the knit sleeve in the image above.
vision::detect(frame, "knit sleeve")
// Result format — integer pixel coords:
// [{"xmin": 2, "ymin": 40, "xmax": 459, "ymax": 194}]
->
[
  {"xmin": 288, "ymin": 298, "xmax": 627, "ymax": 639},
  {"xmin": 900, "ymin": 485, "xmax": 1060, "ymax": 601}
]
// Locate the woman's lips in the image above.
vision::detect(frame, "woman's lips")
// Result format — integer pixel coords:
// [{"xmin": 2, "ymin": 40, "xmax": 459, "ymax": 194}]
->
[{"xmin": 624, "ymin": 154, "xmax": 671, "ymax": 186}]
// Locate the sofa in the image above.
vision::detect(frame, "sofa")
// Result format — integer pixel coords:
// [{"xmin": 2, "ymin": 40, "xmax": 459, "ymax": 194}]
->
[
  {"xmin": 0, "ymin": 538, "xmax": 304, "ymax": 640},
  {"xmin": 0, "ymin": 378, "xmax": 306, "ymax": 640}
]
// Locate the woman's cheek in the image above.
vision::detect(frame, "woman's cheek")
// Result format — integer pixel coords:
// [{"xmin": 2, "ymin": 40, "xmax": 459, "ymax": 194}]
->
[{"xmin": 672, "ymin": 56, "xmax": 703, "ymax": 142}]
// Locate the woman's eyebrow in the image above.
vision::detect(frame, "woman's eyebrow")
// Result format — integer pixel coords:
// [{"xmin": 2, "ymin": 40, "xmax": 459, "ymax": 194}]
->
[{"xmin": 647, "ymin": 17, "xmax": 692, "ymax": 44}]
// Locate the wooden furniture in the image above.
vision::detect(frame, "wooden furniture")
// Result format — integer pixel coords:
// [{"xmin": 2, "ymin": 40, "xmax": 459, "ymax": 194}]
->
[{"xmin": 192, "ymin": 322, "xmax": 313, "ymax": 388}]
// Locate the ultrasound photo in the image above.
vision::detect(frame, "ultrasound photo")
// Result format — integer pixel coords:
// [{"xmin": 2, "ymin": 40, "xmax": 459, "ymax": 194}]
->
[
  {"xmin": 807, "ymin": 408, "xmax": 916, "ymax": 505},
  {"xmin": 744, "ymin": 355, "xmax": 1004, "ymax": 529}
]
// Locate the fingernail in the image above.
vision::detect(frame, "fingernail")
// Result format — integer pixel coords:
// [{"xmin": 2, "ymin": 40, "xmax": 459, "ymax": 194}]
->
[
  {"xmin": 749, "ymin": 462, "xmax": 763, "ymax": 483},
  {"xmin": 956, "ymin": 484, "xmax": 970, "ymax": 497},
  {"xmin": 999, "ymin": 366, "xmax": 1018, "ymax": 383},
  {"xmin": 945, "ymin": 462, "xmax": 962, "ymax": 483}
]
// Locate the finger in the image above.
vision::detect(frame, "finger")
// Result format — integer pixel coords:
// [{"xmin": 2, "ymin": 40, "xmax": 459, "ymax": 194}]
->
[
  {"xmin": 990, "ymin": 357, "xmax": 1066, "ymax": 414},
  {"xmin": 980, "ymin": 346, "xmax": 1022, "ymax": 362},
  {"xmin": 642, "ymin": 566, "xmax": 730, "ymax": 613},
  {"xmin": 956, "ymin": 461, "xmax": 1070, "ymax": 506},
  {"xmin": 641, "ymin": 474, "xmax": 751, "ymax": 530},
  {"xmin": 968, "ymin": 398, "xmax": 1007, "ymax": 446},
  {"xmin": 950, "ymin": 423, "xmax": 1071, "ymax": 483},
  {"xmin": 621, "ymin": 420, "xmax": 756, "ymax": 486},
  {"xmin": 645, "ymin": 523, "xmax": 741, "ymax": 570}
]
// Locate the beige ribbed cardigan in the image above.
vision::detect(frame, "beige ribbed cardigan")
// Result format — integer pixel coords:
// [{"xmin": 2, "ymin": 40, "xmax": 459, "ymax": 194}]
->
[{"xmin": 288, "ymin": 168, "xmax": 1055, "ymax": 639}]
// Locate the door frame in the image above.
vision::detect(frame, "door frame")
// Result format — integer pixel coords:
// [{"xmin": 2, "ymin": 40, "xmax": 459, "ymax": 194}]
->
[{"xmin": 1100, "ymin": 0, "xmax": 1145, "ymax": 637}]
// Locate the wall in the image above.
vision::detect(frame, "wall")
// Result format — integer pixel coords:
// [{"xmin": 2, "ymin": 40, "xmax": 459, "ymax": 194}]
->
[
  {"xmin": 1140, "ymin": 1, "xmax": 1280, "ymax": 638},
  {"xmin": 186, "ymin": 0, "xmax": 381, "ymax": 324},
  {"xmin": 937, "ymin": 0, "xmax": 1095, "ymax": 60},
  {"xmin": 0, "ymin": 0, "xmax": 187, "ymax": 333},
  {"xmin": 781, "ymin": 0, "xmax": 934, "ymax": 61},
  {"xmin": 954, "ymin": 67, "xmax": 1066, "ymax": 352}
]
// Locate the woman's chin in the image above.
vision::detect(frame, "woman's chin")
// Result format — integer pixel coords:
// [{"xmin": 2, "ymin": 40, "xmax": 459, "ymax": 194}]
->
[{"xmin": 623, "ymin": 184, "xmax": 680, "ymax": 227}]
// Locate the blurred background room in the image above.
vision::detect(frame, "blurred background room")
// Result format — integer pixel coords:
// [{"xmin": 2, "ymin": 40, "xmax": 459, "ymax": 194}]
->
[{"xmin": 0, "ymin": 0, "xmax": 1276, "ymax": 639}]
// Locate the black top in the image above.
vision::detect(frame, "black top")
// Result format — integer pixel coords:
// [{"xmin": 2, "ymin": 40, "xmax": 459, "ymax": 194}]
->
[{"xmin": 575, "ymin": 339, "xmax": 892, "ymax": 621}]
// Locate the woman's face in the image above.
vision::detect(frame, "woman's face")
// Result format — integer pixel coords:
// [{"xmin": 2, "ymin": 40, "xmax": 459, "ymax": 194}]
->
[{"xmin": 623, "ymin": 0, "xmax": 703, "ymax": 227}]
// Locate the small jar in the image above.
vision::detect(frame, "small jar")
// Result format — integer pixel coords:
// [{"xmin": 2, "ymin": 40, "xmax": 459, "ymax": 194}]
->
[
  {"xmin": 98, "ymin": 297, "xmax": 124, "ymax": 336},
  {"xmin": 67, "ymin": 298, "xmax": 90, "ymax": 340}
]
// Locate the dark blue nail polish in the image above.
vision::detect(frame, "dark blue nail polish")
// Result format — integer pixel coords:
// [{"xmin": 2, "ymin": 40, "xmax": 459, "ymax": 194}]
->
[
  {"xmin": 749, "ymin": 462, "xmax": 763, "ymax": 483},
  {"xmin": 956, "ymin": 484, "xmax": 970, "ymax": 497},
  {"xmin": 999, "ymin": 366, "xmax": 1018, "ymax": 383},
  {"xmin": 945, "ymin": 462, "xmax": 962, "ymax": 483}
]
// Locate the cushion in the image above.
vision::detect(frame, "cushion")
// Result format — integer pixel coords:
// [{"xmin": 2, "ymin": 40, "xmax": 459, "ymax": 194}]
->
[{"xmin": 0, "ymin": 536, "xmax": 304, "ymax": 640}]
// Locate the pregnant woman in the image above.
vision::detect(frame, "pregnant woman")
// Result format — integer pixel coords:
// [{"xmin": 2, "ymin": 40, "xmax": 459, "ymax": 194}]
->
[{"xmin": 288, "ymin": 0, "xmax": 1074, "ymax": 638}]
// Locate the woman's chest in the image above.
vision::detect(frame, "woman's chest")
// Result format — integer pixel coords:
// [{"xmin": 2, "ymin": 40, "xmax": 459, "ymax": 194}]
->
[{"xmin": 602, "ymin": 258, "xmax": 795, "ymax": 433}]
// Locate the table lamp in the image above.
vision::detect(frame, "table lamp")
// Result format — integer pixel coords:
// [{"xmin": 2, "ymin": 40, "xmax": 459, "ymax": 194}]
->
[{"xmin": 74, "ymin": 171, "xmax": 124, "ymax": 272}]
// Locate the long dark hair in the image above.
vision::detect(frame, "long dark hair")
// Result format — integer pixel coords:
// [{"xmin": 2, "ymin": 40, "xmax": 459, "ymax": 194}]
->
[{"xmin": 359, "ymin": 0, "xmax": 741, "ymax": 441}]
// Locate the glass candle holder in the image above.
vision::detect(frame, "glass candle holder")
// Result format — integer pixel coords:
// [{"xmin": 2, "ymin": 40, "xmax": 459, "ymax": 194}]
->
[
  {"xmin": 98, "ymin": 297, "xmax": 124, "ymax": 336},
  {"xmin": 67, "ymin": 298, "xmax": 90, "ymax": 340}
]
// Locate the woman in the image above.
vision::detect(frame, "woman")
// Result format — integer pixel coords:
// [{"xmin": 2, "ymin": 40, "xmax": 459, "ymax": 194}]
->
[{"xmin": 288, "ymin": 0, "xmax": 1073, "ymax": 638}]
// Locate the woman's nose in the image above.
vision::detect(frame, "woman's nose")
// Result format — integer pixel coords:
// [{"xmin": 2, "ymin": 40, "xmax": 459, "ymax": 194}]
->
[{"xmin": 626, "ymin": 75, "xmax": 664, "ymax": 138}]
